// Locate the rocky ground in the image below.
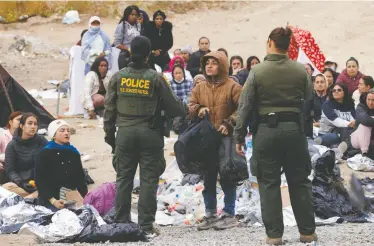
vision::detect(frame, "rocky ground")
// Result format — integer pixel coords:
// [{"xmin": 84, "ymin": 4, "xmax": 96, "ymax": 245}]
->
[{"xmin": 2, "ymin": 1, "xmax": 374, "ymax": 245}]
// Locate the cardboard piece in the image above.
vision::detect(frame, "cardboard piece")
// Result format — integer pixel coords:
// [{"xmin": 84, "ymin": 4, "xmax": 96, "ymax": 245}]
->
[{"xmin": 66, "ymin": 190, "xmax": 84, "ymax": 208}]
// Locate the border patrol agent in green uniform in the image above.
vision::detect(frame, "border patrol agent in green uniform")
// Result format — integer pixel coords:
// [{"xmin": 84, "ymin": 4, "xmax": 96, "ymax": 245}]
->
[
  {"xmin": 234, "ymin": 27, "xmax": 317, "ymax": 245},
  {"xmin": 103, "ymin": 36, "xmax": 186, "ymax": 236}
]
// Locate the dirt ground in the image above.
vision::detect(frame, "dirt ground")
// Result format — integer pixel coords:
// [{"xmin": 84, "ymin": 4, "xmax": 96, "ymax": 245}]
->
[{"xmin": 2, "ymin": 1, "xmax": 374, "ymax": 245}]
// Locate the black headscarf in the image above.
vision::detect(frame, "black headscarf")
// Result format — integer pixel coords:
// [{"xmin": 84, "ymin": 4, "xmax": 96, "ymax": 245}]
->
[{"xmin": 153, "ymin": 10, "xmax": 166, "ymax": 21}]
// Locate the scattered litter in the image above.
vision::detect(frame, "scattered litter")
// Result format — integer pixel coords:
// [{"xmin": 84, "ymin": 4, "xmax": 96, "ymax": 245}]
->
[
  {"xmin": 19, "ymin": 15, "xmax": 29, "ymax": 22},
  {"xmin": 37, "ymin": 129, "xmax": 47, "ymax": 135},
  {"xmin": 82, "ymin": 155, "xmax": 91, "ymax": 162},
  {"xmin": 48, "ymin": 80, "xmax": 61, "ymax": 86},
  {"xmin": 347, "ymin": 154, "xmax": 374, "ymax": 172},
  {"xmin": 28, "ymin": 89, "xmax": 63, "ymax": 100},
  {"xmin": 62, "ymin": 10, "xmax": 80, "ymax": 24},
  {"xmin": 8, "ymin": 36, "xmax": 32, "ymax": 53}
]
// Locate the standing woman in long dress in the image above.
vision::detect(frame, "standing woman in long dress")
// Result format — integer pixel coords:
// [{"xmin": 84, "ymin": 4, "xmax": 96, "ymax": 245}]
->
[{"xmin": 81, "ymin": 16, "xmax": 112, "ymax": 75}]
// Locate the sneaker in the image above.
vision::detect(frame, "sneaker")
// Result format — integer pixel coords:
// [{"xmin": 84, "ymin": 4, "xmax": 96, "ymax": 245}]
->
[
  {"xmin": 265, "ymin": 237, "xmax": 283, "ymax": 245},
  {"xmin": 337, "ymin": 141, "xmax": 348, "ymax": 154},
  {"xmin": 144, "ymin": 224, "xmax": 160, "ymax": 239},
  {"xmin": 213, "ymin": 214, "xmax": 239, "ymax": 230},
  {"xmin": 300, "ymin": 233, "xmax": 318, "ymax": 243},
  {"xmin": 197, "ymin": 216, "xmax": 220, "ymax": 231}
]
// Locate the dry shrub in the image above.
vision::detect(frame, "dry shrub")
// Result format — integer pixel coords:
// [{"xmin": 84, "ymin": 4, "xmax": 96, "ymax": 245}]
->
[{"xmin": 0, "ymin": 1, "xmax": 237, "ymax": 23}]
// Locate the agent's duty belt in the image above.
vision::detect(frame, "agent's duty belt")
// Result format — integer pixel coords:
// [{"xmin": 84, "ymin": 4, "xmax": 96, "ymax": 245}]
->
[{"xmin": 259, "ymin": 112, "xmax": 300, "ymax": 123}]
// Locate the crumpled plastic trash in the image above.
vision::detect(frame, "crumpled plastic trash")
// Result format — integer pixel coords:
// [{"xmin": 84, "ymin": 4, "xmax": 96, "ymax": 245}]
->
[
  {"xmin": 160, "ymin": 158, "xmax": 183, "ymax": 181},
  {"xmin": 347, "ymin": 154, "xmax": 374, "ymax": 172},
  {"xmin": 62, "ymin": 10, "xmax": 80, "ymax": 24},
  {"xmin": 0, "ymin": 187, "xmax": 53, "ymax": 234},
  {"xmin": 19, "ymin": 209, "xmax": 84, "ymax": 243}
]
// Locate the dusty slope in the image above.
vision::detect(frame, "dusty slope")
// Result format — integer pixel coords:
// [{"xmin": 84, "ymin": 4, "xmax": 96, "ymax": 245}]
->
[{"xmin": 1, "ymin": 1, "xmax": 374, "ymax": 245}]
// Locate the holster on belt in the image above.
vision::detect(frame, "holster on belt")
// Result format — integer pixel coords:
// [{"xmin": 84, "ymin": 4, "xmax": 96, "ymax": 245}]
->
[{"xmin": 260, "ymin": 112, "xmax": 301, "ymax": 129}]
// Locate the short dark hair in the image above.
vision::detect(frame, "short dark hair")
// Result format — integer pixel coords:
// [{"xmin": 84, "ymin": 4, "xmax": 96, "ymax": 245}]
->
[
  {"xmin": 217, "ymin": 48, "xmax": 228, "ymax": 57},
  {"xmin": 268, "ymin": 27, "xmax": 293, "ymax": 51},
  {"xmin": 346, "ymin": 57, "xmax": 359, "ymax": 67},
  {"xmin": 198, "ymin": 36, "xmax": 210, "ymax": 44},
  {"xmin": 362, "ymin": 76, "xmax": 374, "ymax": 89},
  {"xmin": 314, "ymin": 74, "xmax": 326, "ymax": 82}
]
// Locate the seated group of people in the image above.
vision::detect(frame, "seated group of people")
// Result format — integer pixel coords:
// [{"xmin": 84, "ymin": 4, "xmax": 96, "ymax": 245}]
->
[
  {"xmin": 0, "ymin": 113, "xmax": 87, "ymax": 211},
  {"xmin": 311, "ymin": 57, "xmax": 374, "ymax": 158}
]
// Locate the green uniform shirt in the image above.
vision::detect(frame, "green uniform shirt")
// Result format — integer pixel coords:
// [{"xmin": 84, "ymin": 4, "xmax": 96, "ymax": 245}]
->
[
  {"xmin": 104, "ymin": 63, "xmax": 186, "ymax": 133},
  {"xmin": 234, "ymin": 54, "xmax": 313, "ymax": 144}
]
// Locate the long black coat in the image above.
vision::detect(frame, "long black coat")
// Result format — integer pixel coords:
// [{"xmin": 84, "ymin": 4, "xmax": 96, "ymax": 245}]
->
[
  {"xmin": 35, "ymin": 146, "xmax": 88, "ymax": 206},
  {"xmin": 143, "ymin": 21, "xmax": 173, "ymax": 56}
]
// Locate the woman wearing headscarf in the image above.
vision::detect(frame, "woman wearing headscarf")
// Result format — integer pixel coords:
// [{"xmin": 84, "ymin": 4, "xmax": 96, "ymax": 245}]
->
[
  {"xmin": 181, "ymin": 45, "xmax": 192, "ymax": 67},
  {"xmin": 114, "ymin": 5, "xmax": 141, "ymax": 69},
  {"xmin": 81, "ymin": 16, "xmax": 112, "ymax": 75},
  {"xmin": 235, "ymin": 56, "xmax": 260, "ymax": 86},
  {"xmin": 144, "ymin": 10, "xmax": 173, "ymax": 70},
  {"xmin": 336, "ymin": 57, "xmax": 365, "ymax": 96},
  {"xmin": 81, "ymin": 57, "xmax": 112, "ymax": 119},
  {"xmin": 193, "ymin": 74, "xmax": 206, "ymax": 87},
  {"xmin": 35, "ymin": 120, "xmax": 87, "ymax": 211}
]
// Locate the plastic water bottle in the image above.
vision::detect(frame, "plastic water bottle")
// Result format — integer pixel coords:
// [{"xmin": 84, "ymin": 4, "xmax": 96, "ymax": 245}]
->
[{"xmin": 246, "ymin": 138, "xmax": 253, "ymax": 156}]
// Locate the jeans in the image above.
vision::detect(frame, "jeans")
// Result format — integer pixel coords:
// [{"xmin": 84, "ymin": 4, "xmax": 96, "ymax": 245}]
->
[
  {"xmin": 203, "ymin": 168, "xmax": 236, "ymax": 216},
  {"xmin": 318, "ymin": 133, "xmax": 341, "ymax": 146}
]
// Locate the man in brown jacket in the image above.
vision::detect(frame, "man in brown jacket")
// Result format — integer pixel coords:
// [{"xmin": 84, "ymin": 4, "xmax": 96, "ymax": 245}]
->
[{"xmin": 189, "ymin": 51, "xmax": 242, "ymax": 231}]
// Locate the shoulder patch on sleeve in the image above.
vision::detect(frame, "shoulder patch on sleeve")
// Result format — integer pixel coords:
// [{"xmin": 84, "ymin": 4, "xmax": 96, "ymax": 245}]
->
[{"xmin": 162, "ymin": 74, "xmax": 171, "ymax": 87}]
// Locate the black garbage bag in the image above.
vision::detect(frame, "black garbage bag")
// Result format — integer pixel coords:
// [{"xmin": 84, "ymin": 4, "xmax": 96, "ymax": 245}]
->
[
  {"xmin": 312, "ymin": 150, "xmax": 364, "ymax": 221},
  {"xmin": 84, "ymin": 168, "xmax": 95, "ymax": 185},
  {"xmin": 64, "ymin": 206, "xmax": 147, "ymax": 243},
  {"xmin": 180, "ymin": 174, "xmax": 202, "ymax": 186},
  {"xmin": 218, "ymin": 136, "xmax": 249, "ymax": 184},
  {"xmin": 172, "ymin": 116, "xmax": 190, "ymax": 135},
  {"xmin": 102, "ymin": 207, "xmax": 116, "ymax": 224},
  {"xmin": 174, "ymin": 114, "xmax": 221, "ymax": 174},
  {"xmin": 75, "ymin": 222, "xmax": 147, "ymax": 243}
]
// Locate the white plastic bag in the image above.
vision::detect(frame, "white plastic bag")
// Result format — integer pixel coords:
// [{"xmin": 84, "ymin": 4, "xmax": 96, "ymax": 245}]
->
[
  {"xmin": 347, "ymin": 154, "xmax": 374, "ymax": 172},
  {"xmin": 62, "ymin": 10, "xmax": 80, "ymax": 24}
]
